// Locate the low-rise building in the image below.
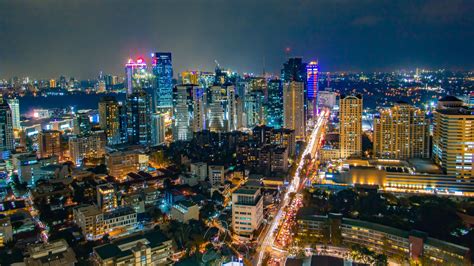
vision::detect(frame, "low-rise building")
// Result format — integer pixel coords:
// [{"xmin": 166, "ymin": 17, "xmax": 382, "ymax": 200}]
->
[
  {"xmin": 105, "ymin": 150, "xmax": 149, "ymax": 180},
  {"xmin": 0, "ymin": 216, "xmax": 13, "ymax": 247},
  {"xmin": 170, "ymin": 200, "xmax": 199, "ymax": 223},
  {"xmin": 92, "ymin": 230, "xmax": 173, "ymax": 266},
  {"xmin": 24, "ymin": 239, "xmax": 77, "ymax": 266}
]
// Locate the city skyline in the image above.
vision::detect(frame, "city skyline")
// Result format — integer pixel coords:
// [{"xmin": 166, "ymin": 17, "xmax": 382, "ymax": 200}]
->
[{"xmin": 1, "ymin": 0, "xmax": 474, "ymax": 79}]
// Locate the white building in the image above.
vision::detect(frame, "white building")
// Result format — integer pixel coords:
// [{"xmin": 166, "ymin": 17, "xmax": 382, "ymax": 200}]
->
[
  {"xmin": 7, "ymin": 98, "xmax": 20, "ymax": 130},
  {"xmin": 232, "ymin": 188, "xmax": 263, "ymax": 239},
  {"xmin": 170, "ymin": 200, "xmax": 199, "ymax": 223},
  {"xmin": 190, "ymin": 162, "xmax": 207, "ymax": 181},
  {"xmin": 208, "ymin": 165, "xmax": 225, "ymax": 186}
]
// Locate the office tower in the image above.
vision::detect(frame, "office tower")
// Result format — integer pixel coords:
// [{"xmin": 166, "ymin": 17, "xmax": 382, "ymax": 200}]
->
[
  {"xmin": 433, "ymin": 96, "xmax": 473, "ymax": 178},
  {"xmin": 245, "ymin": 90, "xmax": 265, "ymax": 128},
  {"xmin": 127, "ymin": 91, "xmax": 152, "ymax": 145},
  {"xmin": 373, "ymin": 102, "xmax": 429, "ymax": 159},
  {"xmin": 49, "ymin": 79, "xmax": 57, "ymax": 88},
  {"xmin": 0, "ymin": 100, "xmax": 14, "ymax": 152},
  {"xmin": 306, "ymin": 61, "xmax": 319, "ymax": 116},
  {"xmin": 118, "ymin": 102, "xmax": 128, "ymax": 144},
  {"xmin": 97, "ymin": 183, "xmax": 117, "ymax": 212},
  {"xmin": 339, "ymin": 94, "xmax": 363, "ymax": 158},
  {"xmin": 151, "ymin": 113, "xmax": 166, "ymax": 146},
  {"xmin": 99, "ymin": 96, "xmax": 121, "ymax": 145},
  {"xmin": 232, "ymin": 188, "xmax": 263, "ymax": 238},
  {"xmin": 192, "ymin": 87, "xmax": 206, "ymax": 132},
  {"xmin": 69, "ymin": 131, "xmax": 107, "ymax": 166},
  {"xmin": 74, "ymin": 111, "xmax": 92, "ymax": 135},
  {"xmin": 283, "ymin": 81, "xmax": 305, "ymax": 140},
  {"xmin": 125, "ymin": 58, "xmax": 148, "ymax": 95},
  {"xmin": 38, "ymin": 130, "xmax": 61, "ymax": 159},
  {"xmin": 281, "ymin": 57, "xmax": 306, "ymax": 83},
  {"xmin": 152, "ymin": 52, "xmax": 173, "ymax": 111},
  {"xmin": 7, "ymin": 98, "xmax": 20, "ymax": 130},
  {"xmin": 266, "ymin": 79, "xmax": 283, "ymax": 129},
  {"xmin": 173, "ymin": 85, "xmax": 194, "ymax": 141},
  {"xmin": 208, "ymin": 85, "xmax": 237, "ymax": 132}
]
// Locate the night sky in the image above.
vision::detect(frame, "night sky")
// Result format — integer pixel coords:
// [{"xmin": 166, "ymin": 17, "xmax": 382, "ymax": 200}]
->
[{"xmin": 1, "ymin": 0, "xmax": 473, "ymax": 79}]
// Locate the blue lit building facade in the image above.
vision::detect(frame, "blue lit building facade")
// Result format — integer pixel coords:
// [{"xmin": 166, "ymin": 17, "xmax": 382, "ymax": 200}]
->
[
  {"xmin": 266, "ymin": 79, "xmax": 283, "ymax": 128},
  {"xmin": 306, "ymin": 61, "xmax": 319, "ymax": 116},
  {"xmin": 126, "ymin": 91, "xmax": 152, "ymax": 145},
  {"xmin": 152, "ymin": 52, "xmax": 173, "ymax": 111}
]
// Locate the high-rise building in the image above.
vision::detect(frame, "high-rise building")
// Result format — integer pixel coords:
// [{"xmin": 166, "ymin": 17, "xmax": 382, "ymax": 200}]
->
[
  {"xmin": 433, "ymin": 96, "xmax": 473, "ymax": 178},
  {"xmin": 306, "ymin": 61, "xmax": 319, "ymax": 116},
  {"xmin": 99, "ymin": 96, "xmax": 121, "ymax": 145},
  {"xmin": 266, "ymin": 79, "xmax": 283, "ymax": 129},
  {"xmin": 68, "ymin": 131, "xmax": 106, "ymax": 166},
  {"xmin": 245, "ymin": 90, "xmax": 265, "ymax": 128},
  {"xmin": 124, "ymin": 57, "xmax": 148, "ymax": 95},
  {"xmin": 281, "ymin": 57, "xmax": 306, "ymax": 83},
  {"xmin": 127, "ymin": 91, "xmax": 152, "ymax": 145},
  {"xmin": 180, "ymin": 71, "xmax": 200, "ymax": 85},
  {"xmin": 339, "ymin": 94, "xmax": 363, "ymax": 158},
  {"xmin": 118, "ymin": 102, "xmax": 128, "ymax": 144},
  {"xmin": 49, "ymin": 79, "xmax": 57, "ymax": 88},
  {"xmin": 74, "ymin": 110, "xmax": 92, "ymax": 135},
  {"xmin": 38, "ymin": 130, "xmax": 61, "ymax": 159},
  {"xmin": 173, "ymin": 85, "xmax": 194, "ymax": 141},
  {"xmin": 192, "ymin": 87, "xmax": 206, "ymax": 133},
  {"xmin": 152, "ymin": 52, "xmax": 173, "ymax": 111},
  {"xmin": 0, "ymin": 100, "xmax": 14, "ymax": 153},
  {"xmin": 283, "ymin": 81, "xmax": 305, "ymax": 140},
  {"xmin": 96, "ymin": 183, "xmax": 117, "ymax": 212},
  {"xmin": 232, "ymin": 188, "xmax": 263, "ymax": 239},
  {"xmin": 151, "ymin": 113, "xmax": 166, "ymax": 146},
  {"xmin": 318, "ymin": 89, "xmax": 337, "ymax": 109},
  {"xmin": 373, "ymin": 102, "xmax": 429, "ymax": 159},
  {"xmin": 7, "ymin": 98, "xmax": 20, "ymax": 130},
  {"xmin": 208, "ymin": 85, "xmax": 237, "ymax": 132}
]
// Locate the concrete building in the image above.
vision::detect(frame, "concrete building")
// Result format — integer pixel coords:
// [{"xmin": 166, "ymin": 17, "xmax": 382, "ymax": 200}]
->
[
  {"xmin": 7, "ymin": 98, "xmax": 20, "ymax": 130},
  {"xmin": 68, "ymin": 131, "xmax": 106, "ymax": 166},
  {"xmin": 170, "ymin": 200, "xmax": 199, "ymax": 223},
  {"xmin": 14, "ymin": 154, "xmax": 58, "ymax": 187},
  {"xmin": 97, "ymin": 183, "xmax": 117, "ymax": 212},
  {"xmin": 98, "ymin": 96, "xmax": 121, "ymax": 145},
  {"xmin": 190, "ymin": 162, "xmax": 207, "ymax": 181},
  {"xmin": 0, "ymin": 99, "xmax": 14, "ymax": 153},
  {"xmin": 73, "ymin": 205, "xmax": 137, "ymax": 240},
  {"xmin": 433, "ymin": 96, "xmax": 474, "ymax": 178},
  {"xmin": 283, "ymin": 81, "xmax": 305, "ymax": 140},
  {"xmin": 0, "ymin": 217, "xmax": 12, "ymax": 247},
  {"xmin": 105, "ymin": 150, "xmax": 149, "ymax": 179},
  {"xmin": 38, "ymin": 130, "xmax": 62, "ymax": 159},
  {"xmin": 208, "ymin": 165, "xmax": 225, "ymax": 186},
  {"xmin": 151, "ymin": 112, "xmax": 166, "ymax": 146},
  {"xmin": 24, "ymin": 239, "xmax": 77, "ymax": 266},
  {"xmin": 339, "ymin": 94, "xmax": 362, "ymax": 158},
  {"xmin": 93, "ymin": 230, "xmax": 173, "ymax": 266},
  {"xmin": 232, "ymin": 188, "xmax": 263, "ymax": 239},
  {"xmin": 374, "ymin": 102, "xmax": 429, "ymax": 159}
]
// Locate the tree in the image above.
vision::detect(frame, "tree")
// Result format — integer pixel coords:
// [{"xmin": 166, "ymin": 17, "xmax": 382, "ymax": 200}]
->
[{"xmin": 211, "ymin": 191, "xmax": 224, "ymax": 203}]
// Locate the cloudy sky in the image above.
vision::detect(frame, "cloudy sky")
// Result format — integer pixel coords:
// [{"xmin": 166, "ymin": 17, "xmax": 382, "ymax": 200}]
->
[{"xmin": 0, "ymin": 0, "xmax": 473, "ymax": 79}]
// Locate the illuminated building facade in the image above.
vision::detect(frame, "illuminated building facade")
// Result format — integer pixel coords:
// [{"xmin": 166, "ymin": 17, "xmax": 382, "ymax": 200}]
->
[
  {"xmin": 170, "ymin": 200, "xmax": 199, "ymax": 223},
  {"xmin": 232, "ymin": 188, "xmax": 263, "ymax": 239},
  {"xmin": 374, "ymin": 102, "xmax": 429, "ymax": 159},
  {"xmin": 126, "ymin": 91, "xmax": 152, "ymax": 145},
  {"xmin": 173, "ymin": 85, "xmax": 194, "ymax": 141},
  {"xmin": 283, "ymin": 81, "xmax": 305, "ymax": 140},
  {"xmin": 68, "ymin": 131, "xmax": 106, "ymax": 166},
  {"xmin": 151, "ymin": 113, "xmax": 166, "ymax": 146},
  {"xmin": 244, "ymin": 90, "xmax": 265, "ymax": 128},
  {"xmin": 208, "ymin": 85, "xmax": 237, "ymax": 132},
  {"xmin": 152, "ymin": 52, "xmax": 173, "ymax": 110},
  {"xmin": 98, "ymin": 96, "xmax": 121, "ymax": 145},
  {"xmin": 433, "ymin": 96, "xmax": 474, "ymax": 178},
  {"xmin": 7, "ymin": 98, "xmax": 20, "ymax": 130},
  {"xmin": 266, "ymin": 79, "xmax": 283, "ymax": 129},
  {"xmin": 124, "ymin": 58, "xmax": 148, "ymax": 95},
  {"xmin": 0, "ymin": 100, "xmax": 14, "ymax": 153},
  {"xmin": 38, "ymin": 130, "xmax": 61, "ymax": 159},
  {"xmin": 339, "ymin": 94, "xmax": 362, "ymax": 158},
  {"xmin": 96, "ymin": 183, "xmax": 117, "ymax": 212},
  {"xmin": 306, "ymin": 61, "xmax": 319, "ymax": 116}
]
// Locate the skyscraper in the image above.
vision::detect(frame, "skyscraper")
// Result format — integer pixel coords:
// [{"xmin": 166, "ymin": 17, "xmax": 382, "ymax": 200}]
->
[
  {"xmin": 151, "ymin": 113, "xmax": 166, "ymax": 146},
  {"xmin": 208, "ymin": 85, "xmax": 237, "ymax": 132},
  {"xmin": 245, "ymin": 90, "xmax": 265, "ymax": 128},
  {"xmin": 281, "ymin": 57, "xmax": 306, "ymax": 83},
  {"xmin": 373, "ymin": 102, "xmax": 429, "ymax": 159},
  {"xmin": 0, "ymin": 100, "xmax": 14, "ymax": 153},
  {"xmin": 124, "ymin": 58, "xmax": 148, "ymax": 95},
  {"xmin": 173, "ymin": 85, "xmax": 194, "ymax": 141},
  {"xmin": 283, "ymin": 81, "xmax": 305, "ymax": 140},
  {"xmin": 7, "ymin": 98, "xmax": 20, "ymax": 130},
  {"xmin": 152, "ymin": 52, "xmax": 173, "ymax": 111},
  {"xmin": 306, "ymin": 61, "xmax": 319, "ymax": 116},
  {"xmin": 266, "ymin": 79, "xmax": 283, "ymax": 129},
  {"xmin": 69, "ymin": 131, "xmax": 106, "ymax": 166},
  {"xmin": 127, "ymin": 91, "xmax": 152, "ymax": 145},
  {"xmin": 433, "ymin": 96, "xmax": 473, "ymax": 178},
  {"xmin": 192, "ymin": 87, "xmax": 206, "ymax": 133},
  {"xmin": 38, "ymin": 130, "xmax": 62, "ymax": 159},
  {"xmin": 99, "ymin": 96, "xmax": 121, "ymax": 145},
  {"xmin": 339, "ymin": 94, "xmax": 363, "ymax": 158}
]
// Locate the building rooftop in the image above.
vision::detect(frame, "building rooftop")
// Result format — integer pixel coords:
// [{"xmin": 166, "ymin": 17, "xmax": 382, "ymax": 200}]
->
[{"xmin": 234, "ymin": 188, "xmax": 259, "ymax": 195}]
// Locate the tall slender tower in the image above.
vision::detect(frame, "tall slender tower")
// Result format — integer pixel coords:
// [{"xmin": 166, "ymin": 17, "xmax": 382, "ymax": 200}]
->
[
  {"xmin": 7, "ymin": 98, "xmax": 20, "ymax": 130},
  {"xmin": 283, "ymin": 81, "xmax": 305, "ymax": 140},
  {"xmin": 127, "ymin": 91, "xmax": 152, "ymax": 145},
  {"xmin": 339, "ymin": 94, "xmax": 362, "ymax": 158},
  {"xmin": 124, "ymin": 58, "xmax": 147, "ymax": 95},
  {"xmin": 306, "ymin": 61, "xmax": 319, "ymax": 117},
  {"xmin": 99, "ymin": 96, "xmax": 121, "ymax": 145},
  {"xmin": 0, "ymin": 99, "xmax": 14, "ymax": 153},
  {"xmin": 152, "ymin": 52, "xmax": 173, "ymax": 111}
]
